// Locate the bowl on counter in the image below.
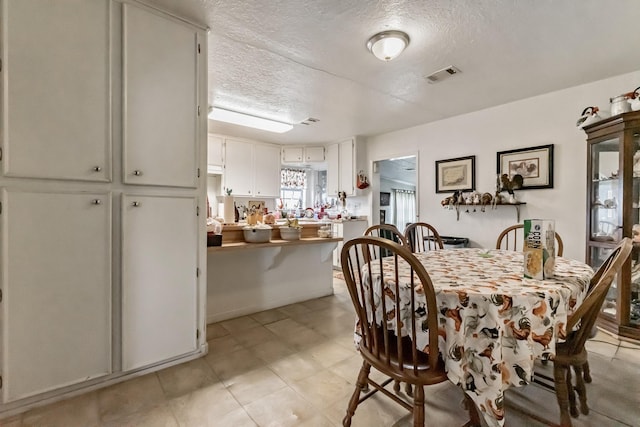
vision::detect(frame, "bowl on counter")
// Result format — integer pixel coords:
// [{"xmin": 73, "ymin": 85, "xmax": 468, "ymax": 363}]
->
[
  {"xmin": 317, "ymin": 229, "xmax": 332, "ymax": 238},
  {"xmin": 243, "ymin": 225, "xmax": 272, "ymax": 243},
  {"xmin": 279, "ymin": 227, "xmax": 301, "ymax": 241}
]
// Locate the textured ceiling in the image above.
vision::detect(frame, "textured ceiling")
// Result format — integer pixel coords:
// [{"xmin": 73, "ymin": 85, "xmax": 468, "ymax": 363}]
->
[{"xmin": 141, "ymin": 0, "xmax": 640, "ymax": 144}]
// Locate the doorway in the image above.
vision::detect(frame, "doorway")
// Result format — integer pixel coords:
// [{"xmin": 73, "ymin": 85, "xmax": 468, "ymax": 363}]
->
[{"xmin": 373, "ymin": 155, "xmax": 418, "ymax": 230}]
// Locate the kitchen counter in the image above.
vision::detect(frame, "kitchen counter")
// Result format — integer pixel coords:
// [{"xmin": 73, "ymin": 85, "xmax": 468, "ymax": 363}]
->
[{"xmin": 206, "ymin": 222, "xmax": 340, "ymax": 323}]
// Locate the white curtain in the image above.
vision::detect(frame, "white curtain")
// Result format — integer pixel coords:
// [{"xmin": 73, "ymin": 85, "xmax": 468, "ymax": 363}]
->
[{"xmin": 392, "ymin": 189, "xmax": 416, "ymax": 230}]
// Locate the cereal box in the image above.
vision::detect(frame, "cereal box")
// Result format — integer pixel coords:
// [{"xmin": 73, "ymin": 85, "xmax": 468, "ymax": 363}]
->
[{"xmin": 523, "ymin": 219, "xmax": 556, "ymax": 279}]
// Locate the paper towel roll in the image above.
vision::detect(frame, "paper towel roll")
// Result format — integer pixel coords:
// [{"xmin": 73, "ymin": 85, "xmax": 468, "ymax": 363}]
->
[{"xmin": 222, "ymin": 196, "xmax": 235, "ymax": 223}]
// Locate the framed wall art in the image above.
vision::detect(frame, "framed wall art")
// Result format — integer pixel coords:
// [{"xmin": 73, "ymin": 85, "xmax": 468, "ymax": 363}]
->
[
  {"xmin": 380, "ymin": 210, "xmax": 386, "ymax": 224},
  {"xmin": 435, "ymin": 155, "xmax": 476, "ymax": 193},
  {"xmin": 496, "ymin": 144, "xmax": 554, "ymax": 189},
  {"xmin": 380, "ymin": 192, "xmax": 391, "ymax": 206}
]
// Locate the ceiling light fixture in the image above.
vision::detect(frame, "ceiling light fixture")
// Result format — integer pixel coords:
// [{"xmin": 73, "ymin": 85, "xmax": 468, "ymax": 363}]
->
[
  {"xmin": 208, "ymin": 107, "xmax": 293, "ymax": 133},
  {"xmin": 366, "ymin": 30, "xmax": 410, "ymax": 61}
]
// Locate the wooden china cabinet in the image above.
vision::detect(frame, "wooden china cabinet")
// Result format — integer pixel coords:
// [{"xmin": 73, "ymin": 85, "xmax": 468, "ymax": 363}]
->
[{"xmin": 584, "ymin": 110, "xmax": 640, "ymax": 340}]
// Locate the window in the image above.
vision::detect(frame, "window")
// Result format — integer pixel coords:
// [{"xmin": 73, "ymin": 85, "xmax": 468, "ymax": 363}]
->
[{"xmin": 280, "ymin": 168, "xmax": 307, "ymax": 212}]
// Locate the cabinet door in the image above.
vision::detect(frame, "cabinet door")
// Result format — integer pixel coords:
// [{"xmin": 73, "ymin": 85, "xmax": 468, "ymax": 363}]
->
[
  {"xmin": 254, "ymin": 144, "xmax": 281, "ymax": 197},
  {"xmin": 326, "ymin": 143, "xmax": 340, "ymax": 196},
  {"xmin": 282, "ymin": 147, "xmax": 304, "ymax": 163},
  {"xmin": 121, "ymin": 195, "xmax": 198, "ymax": 371},
  {"xmin": 122, "ymin": 3, "xmax": 199, "ymax": 188},
  {"xmin": 207, "ymin": 135, "xmax": 224, "ymax": 167},
  {"xmin": 305, "ymin": 146, "xmax": 325, "ymax": 162},
  {"xmin": 224, "ymin": 139, "xmax": 254, "ymax": 196},
  {"xmin": 2, "ymin": 0, "xmax": 110, "ymax": 182},
  {"xmin": 1, "ymin": 189, "xmax": 111, "ymax": 402},
  {"xmin": 339, "ymin": 139, "xmax": 355, "ymax": 195}
]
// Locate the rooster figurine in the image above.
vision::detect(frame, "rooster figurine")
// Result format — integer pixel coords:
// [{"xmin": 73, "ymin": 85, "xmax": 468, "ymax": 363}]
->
[{"xmin": 499, "ymin": 173, "xmax": 523, "ymax": 194}]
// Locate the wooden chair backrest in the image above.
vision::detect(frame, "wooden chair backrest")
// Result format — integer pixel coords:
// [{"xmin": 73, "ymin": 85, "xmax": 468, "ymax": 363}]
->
[
  {"xmin": 364, "ymin": 224, "xmax": 407, "ymax": 259},
  {"xmin": 341, "ymin": 236, "xmax": 441, "ymax": 371},
  {"xmin": 495, "ymin": 223, "xmax": 565, "ymax": 257},
  {"xmin": 565, "ymin": 238, "xmax": 632, "ymax": 354},
  {"xmin": 404, "ymin": 222, "xmax": 444, "ymax": 253}
]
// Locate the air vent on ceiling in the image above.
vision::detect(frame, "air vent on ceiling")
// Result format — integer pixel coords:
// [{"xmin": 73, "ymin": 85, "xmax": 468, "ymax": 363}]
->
[
  {"xmin": 300, "ymin": 117, "xmax": 320, "ymax": 125},
  {"xmin": 424, "ymin": 66, "xmax": 461, "ymax": 84}
]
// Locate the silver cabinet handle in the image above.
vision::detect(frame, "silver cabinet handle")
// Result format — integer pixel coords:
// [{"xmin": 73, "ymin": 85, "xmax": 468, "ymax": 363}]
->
[
  {"xmin": 91, "ymin": 199, "xmax": 102, "ymax": 205},
  {"xmin": 132, "ymin": 201, "xmax": 141, "ymax": 207},
  {"xmin": 133, "ymin": 170, "xmax": 143, "ymax": 176},
  {"xmin": 93, "ymin": 166, "xmax": 102, "ymax": 172}
]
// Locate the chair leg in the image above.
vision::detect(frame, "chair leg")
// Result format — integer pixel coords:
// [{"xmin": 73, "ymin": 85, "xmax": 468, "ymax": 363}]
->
[
  {"xmin": 413, "ymin": 385, "xmax": 425, "ymax": 427},
  {"xmin": 343, "ymin": 361, "xmax": 371, "ymax": 427},
  {"xmin": 394, "ymin": 380, "xmax": 401, "ymax": 393},
  {"xmin": 566, "ymin": 365, "xmax": 578, "ymax": 418},
  {"xmin": 405, "ymin": 382, "xmax": 413, "ymax": 397},
  {"xmin": 582, "ymin": 360, "xmax": 592, "ymax": 383},
  {"xmin": 554, "ymin": 364, "xmax": 573, "ymax": 427},
  {"xmin": 572, "ymin": 364, "xmax": 589, "ymax": 416}
]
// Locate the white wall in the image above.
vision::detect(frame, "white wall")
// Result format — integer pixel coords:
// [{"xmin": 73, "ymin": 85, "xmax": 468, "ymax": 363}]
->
[{"xmin": 365, "ymin": 70, "xmax": 640, "ymax": 261}]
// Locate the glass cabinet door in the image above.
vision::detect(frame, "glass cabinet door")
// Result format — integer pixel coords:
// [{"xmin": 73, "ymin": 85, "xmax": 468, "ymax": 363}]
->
[
  {"xmin": 632, "ymin": 131, "xmax": 640, "ymax": 327},
  {"xmin": 590, "ymin": 137, "xmax": 621, "ymax": 242}
]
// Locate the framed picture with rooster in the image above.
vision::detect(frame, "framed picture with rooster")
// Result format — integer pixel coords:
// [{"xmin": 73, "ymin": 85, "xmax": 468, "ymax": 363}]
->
[{"xmin": 497, "ymin": 144, "xmax": 554, "ymax": 189}]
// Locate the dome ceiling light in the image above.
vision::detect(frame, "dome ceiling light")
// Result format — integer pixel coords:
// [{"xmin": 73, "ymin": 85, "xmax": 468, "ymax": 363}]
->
[{"xmin": 366, "ymin": 30, "xmax": 410, "ymax": 61}]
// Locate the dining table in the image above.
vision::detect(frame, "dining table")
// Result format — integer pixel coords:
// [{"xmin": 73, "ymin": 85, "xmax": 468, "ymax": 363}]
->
[{"xmin": 356, "ymin": 248, "xmax": 594, "ymax": 427}]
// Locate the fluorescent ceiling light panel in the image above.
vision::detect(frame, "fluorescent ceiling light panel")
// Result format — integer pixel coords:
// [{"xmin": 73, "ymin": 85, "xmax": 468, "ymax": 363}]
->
[{"xmin": 208, "ymin": 107, "xmax": 293, "ymax": 133}]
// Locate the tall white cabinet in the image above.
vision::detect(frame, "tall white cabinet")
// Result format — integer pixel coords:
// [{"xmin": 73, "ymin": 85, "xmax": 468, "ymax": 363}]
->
[
  {"xmin": 2, "ymin": 0, "xmax": 111, "ymax": 182},
  {"xmin": 122, "ymin": 195, "xmax": 198, "ymax": 371},
  {"xmin": 2, "ymin": 189, "xmax": 112, "ymax": 402},
  {"xmin": 0, "ymin": 0, "xmax": 207, "ymax": 415},
  {"xmin": 122, "ymin": 3, "xmax": 199, "ymax": 188}
]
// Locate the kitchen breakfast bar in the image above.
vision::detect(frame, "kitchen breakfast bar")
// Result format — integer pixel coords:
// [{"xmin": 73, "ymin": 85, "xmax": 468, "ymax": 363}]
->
[{"xmin": 206, "ymin": 222, "xmax": 342, "ymax": 323}]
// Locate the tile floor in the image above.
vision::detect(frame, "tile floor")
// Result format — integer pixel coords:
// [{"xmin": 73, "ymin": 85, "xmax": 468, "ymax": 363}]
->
[{"xmin": 2, "ymin": 275, "xmax": 640, "ymax": 427}]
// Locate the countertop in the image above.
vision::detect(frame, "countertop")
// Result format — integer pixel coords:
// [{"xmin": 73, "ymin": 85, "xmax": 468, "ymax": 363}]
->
[{"xmin": 207, "ymin": 236, "xmax": 342, "ymax": 253}]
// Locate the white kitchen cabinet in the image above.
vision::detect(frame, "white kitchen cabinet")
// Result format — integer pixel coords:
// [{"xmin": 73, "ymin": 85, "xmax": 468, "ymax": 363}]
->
[
  {"xmin": 326, "ymin": 139, "xmax": 355, "ymax": 196},
  {"xmin": 2, "ymin": 0, "xmax": 110, "ymax": 182},
  {"xmin": 1, "ymin": 189, "xmax": 112, "ymax": 402},
  {"xmin": 254, "ymin": 143, "xmax": 281, "ymax": 197},
  {"xmin": 304, "ymin": 146, "xmax": 326, "ymax": 162},
  {"xmin": 223, "ymin": 139, "xmax": 254, "ymax": 195},
  {"xmin": 326, "ymin": 143, "xmax": 340, "ymax": 196},
  {"xmin": 281, "ymin": 146, "xmax": 325, "ymax": 163},
  {"xmin": 282, "ymin": 147, "xmax": 304, "ymax": 163},
  {"xmin": 224, "ymin": 139, "xmax": 280, "ymax": 197},
  {"xmin": 0, "ymin": 0, "xmax": 207, "ymax": 416},
  {"xmin": 121, "ymin": 195, "xmax": 198, "ymax": 371},
  {"xmin": 122, "ymin": 3, "xmax": 200, "ymax": 188},
  {"xmin": 207, "ymin": 135, "xmax": 223, "ymax": 174}
]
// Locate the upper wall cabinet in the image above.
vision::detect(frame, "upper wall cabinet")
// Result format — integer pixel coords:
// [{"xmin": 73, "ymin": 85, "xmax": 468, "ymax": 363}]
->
[
  {"xmin": 207, "ymin": 135, "xmax": 223, "ymax": 174},
  {"xmin": 1, "ymin": 0, "xmax": 111, "ymax": 182},
  {"xmin": 281, "ymin": 146, "xmax": 325, "ymax": 163},
  {"xmin": 327, "ymin": 138, "xmax": 355, "ymax": 196},
  {"xmin": 122, "ymin": 3, "xmax": 199, "ymax": 188},
  {"xmin": 224, "ymin": 139, "xmax": 280, "ymax": 197}
]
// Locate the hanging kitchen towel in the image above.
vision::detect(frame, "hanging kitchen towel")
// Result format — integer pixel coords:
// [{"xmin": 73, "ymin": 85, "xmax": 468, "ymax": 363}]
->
[{"xmin": 356, "ymin": 170, "xmax": 370, "ymax": 189}]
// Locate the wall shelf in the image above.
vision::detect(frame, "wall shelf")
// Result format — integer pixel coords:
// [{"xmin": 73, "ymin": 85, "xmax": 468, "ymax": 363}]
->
[{"xmin": 447, "ymin": 202, "xmax": 526, "ymax": 221}]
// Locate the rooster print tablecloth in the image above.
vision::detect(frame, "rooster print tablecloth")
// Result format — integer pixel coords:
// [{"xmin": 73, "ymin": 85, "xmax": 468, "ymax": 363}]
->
[{"xmin": 359, "ymin": 248, "xmax": 593, "ymax": 427}]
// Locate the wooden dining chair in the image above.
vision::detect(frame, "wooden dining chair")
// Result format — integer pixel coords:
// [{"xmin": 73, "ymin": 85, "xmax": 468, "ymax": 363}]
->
[
  {"xmin": 404, "ymin": 222, "xmax": 444, "ymax": 253},
  {"xmin": 532, "ymin": 237, "xmax": 632, "ymax": 427},
  {"xmin": 495, "ymin": 223, "xmax": 564, "ymax": 256},
  {"xmin": 364, "ymin": 224, "xmax": 407, "ymax": 259},
  {"xmin": 340, "ymin": 236, "xmax": 457, "ymax": 427}
]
